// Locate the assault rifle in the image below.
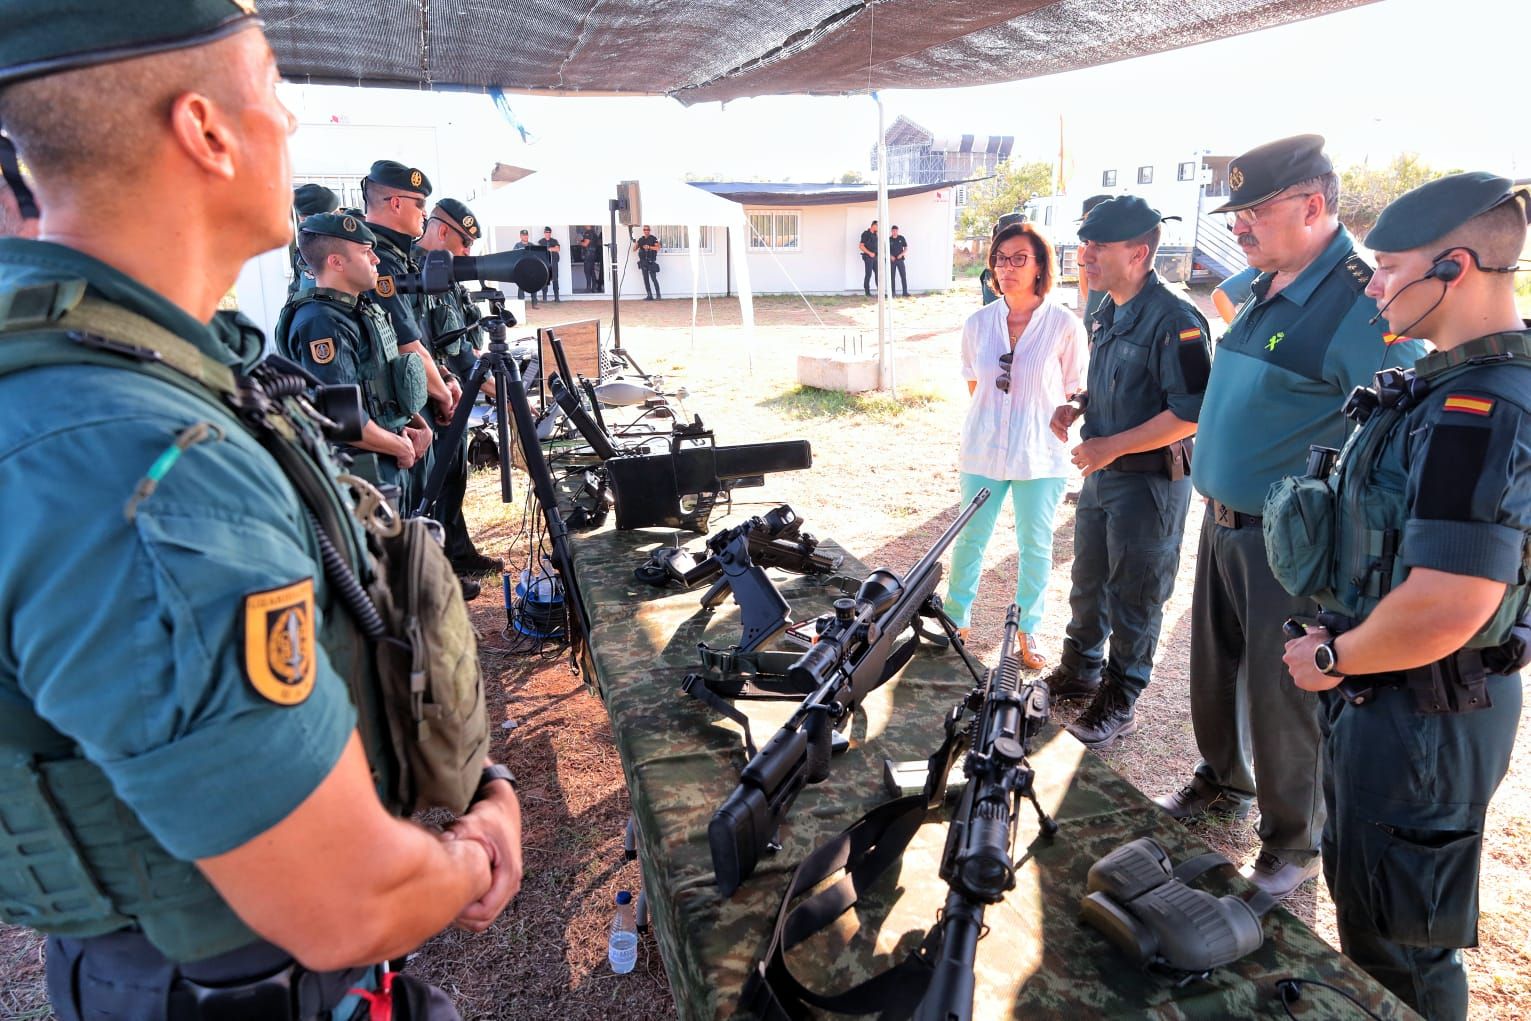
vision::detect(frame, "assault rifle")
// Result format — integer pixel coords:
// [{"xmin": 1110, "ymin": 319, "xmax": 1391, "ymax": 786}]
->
[
  {"xmin": 913, "ymin": 604, "xmax": 1057, "ymax": 1021},
  {"xmin": 708, "ymin": 489, "xmax": 990, "ymax": 895}
]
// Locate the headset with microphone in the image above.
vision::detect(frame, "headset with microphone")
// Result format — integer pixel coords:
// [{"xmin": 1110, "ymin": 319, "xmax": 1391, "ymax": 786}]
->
[{"xmin": 1367, "ymin": 249, "xmax": 1467, "ymax": 331}]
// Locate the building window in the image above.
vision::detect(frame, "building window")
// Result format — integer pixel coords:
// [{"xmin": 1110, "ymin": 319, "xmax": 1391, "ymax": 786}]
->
[
  {"xmin": 954, "ymin": 185, "xmax": 968, "ymax": 207},
  {"xmin": 1102, "ymin": 170, "xmax": 1117, "ymax": 187},
  {"xmin": 653, "ymin": 225, "xmax": 713, "ymax": 254},
  {"xmin": 1043, "ymin": 205, "xmax": 1053, "ymax": 226},
  {"xmin": 1178, "ymin": 161, "xmax": 1197, "ymax": 182},
  {"xmin": 1137, "ymin": 165, "xmax": 1154, "ymax": 185},
  {"xmin": 747, "ymin": 211, "xmax": 800, "ymax": 251}
]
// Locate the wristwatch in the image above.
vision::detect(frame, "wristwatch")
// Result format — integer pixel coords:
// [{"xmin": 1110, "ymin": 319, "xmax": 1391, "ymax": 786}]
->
[
  {"xmin": 1313, "ymin": 639, "xmax": 1344, "ymax": 677},
  {"xmin": 470, "ymin": 764, "xmax": 517, "ymax": 806}
]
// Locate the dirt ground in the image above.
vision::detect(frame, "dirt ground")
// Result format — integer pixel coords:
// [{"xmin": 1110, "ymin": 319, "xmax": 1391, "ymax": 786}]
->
[{"xmin": 4, "ymin": 285, "xmax": 1529, "ymax": 1020}]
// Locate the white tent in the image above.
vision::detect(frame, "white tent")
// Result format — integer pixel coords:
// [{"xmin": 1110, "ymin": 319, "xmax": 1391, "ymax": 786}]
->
[{"xmin": 472, "ymin": 168, "xmax": 756, "ymax": 365}]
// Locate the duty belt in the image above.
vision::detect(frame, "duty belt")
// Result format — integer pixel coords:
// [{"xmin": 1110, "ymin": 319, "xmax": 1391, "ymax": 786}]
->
[
  {"xmin": 1209, "ymin": 499, "xmax": 1261, "ymax": 529},
  {"xmin": 48, "ymin": 930, "xmax": 372, "ymax": 1021}
]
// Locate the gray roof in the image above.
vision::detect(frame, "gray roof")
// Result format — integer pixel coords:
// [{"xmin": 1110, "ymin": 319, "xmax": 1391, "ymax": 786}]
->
[{"xmin": 691, "ymin": 180, "xmax": 973, "ymax": 206}]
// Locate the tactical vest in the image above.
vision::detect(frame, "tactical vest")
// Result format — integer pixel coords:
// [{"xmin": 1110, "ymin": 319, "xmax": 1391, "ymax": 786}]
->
[
  {"xmin": 421, "ymin": 286, "xmax": 468, "ymax": 360},
  {"xmin": 0, "ymin": 282, "xmax": 484, "ymax": 961},
  {"xmin": 1329, "ymin": 340, "xmax": 1531, "ymax": 647},
  {"xmin": 276, "ymin": 289, "xmax": 422, "ymax": 432}
]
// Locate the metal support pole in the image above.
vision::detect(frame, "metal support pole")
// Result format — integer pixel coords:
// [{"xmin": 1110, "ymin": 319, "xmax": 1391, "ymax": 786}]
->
[
  {"xmin": 609, "ymin": 198, "xmax": 623, "ymax": 352},
  {"xmin": 874, "ymin": 92, "xmax": 894, "ymax": 395}
]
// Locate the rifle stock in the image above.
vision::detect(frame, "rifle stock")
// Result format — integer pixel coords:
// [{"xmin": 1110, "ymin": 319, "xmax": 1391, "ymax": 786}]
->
[{"xmin": 709, "ymin": 491, "xmax": 991, "ymax": 895}]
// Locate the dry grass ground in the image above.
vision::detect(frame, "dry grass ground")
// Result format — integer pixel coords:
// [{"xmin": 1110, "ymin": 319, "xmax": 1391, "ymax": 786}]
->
[{"xmin": 4, "ymin": 286, "xmax": 1529, "ymax": 1019}]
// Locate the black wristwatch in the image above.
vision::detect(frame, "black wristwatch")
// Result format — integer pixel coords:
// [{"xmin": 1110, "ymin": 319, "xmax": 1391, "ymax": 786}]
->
[
  {"xmin": 1313, "ymin": 639, "xmax": 1343, "ymax": 677},
  {"xmin": 470, "ymin": 764, "xmax": 517, "ymax": 805}
]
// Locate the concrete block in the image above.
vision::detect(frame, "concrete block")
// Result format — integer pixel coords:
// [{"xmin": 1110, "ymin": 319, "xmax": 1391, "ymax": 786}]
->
[{"xmin": 795, "ymin": 351, "xmax": 923, "ymax": 394}]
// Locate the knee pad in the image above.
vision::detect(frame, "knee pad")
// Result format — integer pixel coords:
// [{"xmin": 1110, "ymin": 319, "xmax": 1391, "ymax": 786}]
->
[{"xmin": 1080, "ymin": 837, "xmax": 1272, "ymax": 977}]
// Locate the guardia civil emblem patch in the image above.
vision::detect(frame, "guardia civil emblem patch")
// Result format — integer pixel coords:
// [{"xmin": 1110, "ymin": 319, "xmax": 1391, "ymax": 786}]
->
[
  {"xmin": 341, "ymin": 215, "xmax": 358, "ymax": 232},
  {"xmin": 309, "ymin": 337, "xmax": 335, "ymax": 364},
  {"xmin": 376, "ymin": 274, "xmax": 396, "ymax": 298},
  {"xmin": 463, "ymin": 215, "xmax": 476, "ymax": 230},
  {"xmin": 243, "ymin": 579, "xmax": 317, "ymax": 705},
  {"xmin": 1229, "ymin": 166, "xmax": 1245, "ymax": 190},
  {"xmin": 409, "ymin": 169, "xmax": 423, "ymax": 188}
]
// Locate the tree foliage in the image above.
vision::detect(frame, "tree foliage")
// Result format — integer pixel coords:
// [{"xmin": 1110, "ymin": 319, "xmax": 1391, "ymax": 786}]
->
[
  {"xmin": 957, "ymin": 159, "xmax": 1055, "ymax": 237},
  {"xmin": 838, "ymin": 169, "xmax": 868, "ymax": 184},
  {"xmin": 1338, "ymin": 153, "xmax": 1458, "ymax": 240}
]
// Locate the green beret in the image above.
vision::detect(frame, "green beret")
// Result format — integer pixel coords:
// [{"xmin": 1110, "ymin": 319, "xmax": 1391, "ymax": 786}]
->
[
  {"xmin": 0, "ymin": 0, "xmax": 260, "ymax": 87},
  {"xmin": 1366, "ymin": 171, "xmax": 1526, "ymax": 253},
  {"xmin": 433, "ymin": 198, "xmax": 480, "ymax": 240},
  {"xmin": 1212, "ymin": 134, "xmax": 1332, "ymax": 214},
  {"xmin": 1076, "ymin": 195, "xmax": 1178, "ymax": 243},
  {"xmin": 299, "ymin": 212, "xmax": 375, "ymax": 248},
  {"xmin": 366, "ymin": 159, "xmax": 431, "ymax": 197},
  {"xmin": 293, "ymin": 183, "xmax": 338, "ymax": 218}
]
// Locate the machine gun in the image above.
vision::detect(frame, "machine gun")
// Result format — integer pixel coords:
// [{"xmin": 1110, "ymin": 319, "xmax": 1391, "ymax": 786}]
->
[
  {"xmin": 912, "ymin": 603, "xmax": 1057, "ymax": 1021},
  {"xmin": 606, "ymin": 422, "xmax": 812, "ymax": 533},
  {"xmin": 708, "ymin": 489, "xmax": 990, "ymax": 895}
]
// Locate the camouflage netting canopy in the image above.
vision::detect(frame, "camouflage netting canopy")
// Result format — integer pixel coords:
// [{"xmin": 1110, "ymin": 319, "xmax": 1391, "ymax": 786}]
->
[{"xmin": 263, "ymin": 0, "xmax": 1379, "ymax": 105}]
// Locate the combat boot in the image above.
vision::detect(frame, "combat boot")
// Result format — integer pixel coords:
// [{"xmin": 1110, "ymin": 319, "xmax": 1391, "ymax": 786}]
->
[
  {"xmin": 1154, "ymin": 775, "xmax": 1254, "ymax": 822},
  {"xmin": 1040, "ymin": 664, "xmax": 1101, "ymax": 702},
  {"xmin": 1066, "ymin": 684, "xmax": 1139, "ymax": 748}
]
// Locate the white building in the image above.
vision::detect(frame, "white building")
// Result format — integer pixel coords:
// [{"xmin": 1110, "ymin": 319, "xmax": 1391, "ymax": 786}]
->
[
  {"xmin": 692, "ymin": 181, "xmax": 958, "ymax": 296},
  {"xmin": 1021, "ymin": 149, "xmax": 1247, "ymax": 283}
]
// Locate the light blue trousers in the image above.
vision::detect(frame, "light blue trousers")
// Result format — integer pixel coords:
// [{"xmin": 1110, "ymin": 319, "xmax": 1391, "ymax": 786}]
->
[{"xmin": 944, "ymin": 472, "xmax": 1067, "ymax": 631}]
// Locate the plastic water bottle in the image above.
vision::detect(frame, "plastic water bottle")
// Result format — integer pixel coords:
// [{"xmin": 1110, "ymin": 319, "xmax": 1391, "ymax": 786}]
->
[{"xmin": 608, "ymin": 890, "xmax": 638, "ymax": 974}]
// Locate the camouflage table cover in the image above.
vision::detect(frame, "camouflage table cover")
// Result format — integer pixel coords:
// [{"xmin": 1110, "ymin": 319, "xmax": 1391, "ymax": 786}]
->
[{"xmin": 567, "ymin": 515, "xmax": 1416, "ymax": 1020}]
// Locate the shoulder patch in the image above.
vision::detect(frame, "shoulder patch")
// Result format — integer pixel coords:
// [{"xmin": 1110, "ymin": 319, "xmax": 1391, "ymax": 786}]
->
[
  {"xmin": 309, "ymin": 337, "xmax": 336, "ymax": 365},
  {"xmin": 1442, "ymin": 394, "xmax": 1495, "ymax": 416},
  {"xmin": 375, "ymin": 275, "xmax": 396, "ymax": 299},
  {"xmin": 243, "ymin": 579, "xmax": 317, "ymax": 706},
  {"xmin": 1342, "ymin": 254, "xmax": 1373, "ymax": 293}
]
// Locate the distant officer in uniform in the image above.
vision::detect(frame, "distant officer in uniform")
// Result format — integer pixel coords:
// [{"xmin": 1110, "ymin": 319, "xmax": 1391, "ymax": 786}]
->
[
  {"xmin": 539, "ymin": 225, "xmax": 561, "ymax": 302},
  {"xmin": 0, "ymin": 4, "xmax": 522, "ymax": 1019},
  {"xmin": 279, "ymin": 213, "xmax": 433, "ymax": 511},
  {"xmin": 888, "ymin": 225, "xmax": 910, "ymax": 297},
  {"xmin": 361, "ymin": 159, "xmax": 460, "ymax": 437},
  {"xmin": 580, "ymin": 230, "xmax": 600, "ymax": 291},
  {"xmin": 1274, "ymin": 174, "xmax": 1531, "ymax": 1020},
  {"xmin": 415, "ymin": 198, "xmax": 501, "ymax": 581},
  {"xmin": 634, "ymin": 224, "xmax": 661, "ymax": 300},
  {"xmin": 859, "ymin": 219, "xmax": 878, "ymax": 296},
  {"xmin": 287, "ymin": 182, "xmax": 337, "ymax": 298},
  {"xmin": 1046, "ymin": 196, "xmax": 1210, "ymax": 749},
  {"xmin": 511, "ymin": 228, "xmax": 538, "ymax": 305},
  {"xmin": 1153, "ymin": 135, "xmax": 1426, "ymax": 900},
  {"xmin": 1213, "ymin": 264, "xmax": 1260, "ymax": 325}
]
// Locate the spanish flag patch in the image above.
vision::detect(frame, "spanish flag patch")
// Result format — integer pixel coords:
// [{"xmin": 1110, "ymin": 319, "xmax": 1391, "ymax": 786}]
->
[
  {"xmin": 1178, "ymin": 328, "xmax": 1202, "ymax": 342},
  {"xmin": 1442, "ymin": 395, "xmax": 1495, "ymax": 416},
  {"xmin": 1382, "ymin": 333, "xmax": 1412, "ymax": 345}
]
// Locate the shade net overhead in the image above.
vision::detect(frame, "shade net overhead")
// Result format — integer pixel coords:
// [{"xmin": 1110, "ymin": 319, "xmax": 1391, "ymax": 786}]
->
[{"xmin": 263, "ymin": 0, "xmax": 1379, "ymax": 105}]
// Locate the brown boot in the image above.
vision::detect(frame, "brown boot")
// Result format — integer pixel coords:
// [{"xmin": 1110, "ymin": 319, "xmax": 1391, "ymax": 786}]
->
[{"xmin": 1017, "ymin": 632, "xmax": 1046, "ymax": 671}]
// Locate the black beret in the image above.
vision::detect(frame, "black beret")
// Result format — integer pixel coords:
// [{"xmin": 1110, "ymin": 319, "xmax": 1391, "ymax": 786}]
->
[
  {"xmin": 1212, "ymin": 134, "xmax": 1332, "ymax": 214},
  {"xmin": 432, "ymin": 198, "xmax": 480, "ymax": 240},
  {"xmin": 992, "ymin": 211, "xmax": 1025, "ymax": 235},
  {"xmin": 299, "ymin": 212, "xmax": 376, "ymax": 248},
  {"xmin": 1366, "ymin": 171, "xmax": 1526, "ymax": 253},
  {"xmin": 1076, "ymin": 195, "xmax": 1178, "ymax": 243},
  {"xmin": 293, "ymin": 183, "xmax": 338, "ymax": 218},
  {"xmin": 1079, "ymin": 193, "xmax": 1114, "ymax": 219},
  {"xmin": 365, "ymin": 159, "xmax": 432, "ymax": 197},
  {"xmin": 0, "ymin": 0, "xmax": 259, "ymax": 87}
]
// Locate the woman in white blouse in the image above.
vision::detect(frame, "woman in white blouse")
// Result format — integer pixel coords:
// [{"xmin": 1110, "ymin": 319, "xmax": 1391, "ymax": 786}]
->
[{"xmin": 946, "ymin": 222, "xmax": 1088, "ymax": 669}]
